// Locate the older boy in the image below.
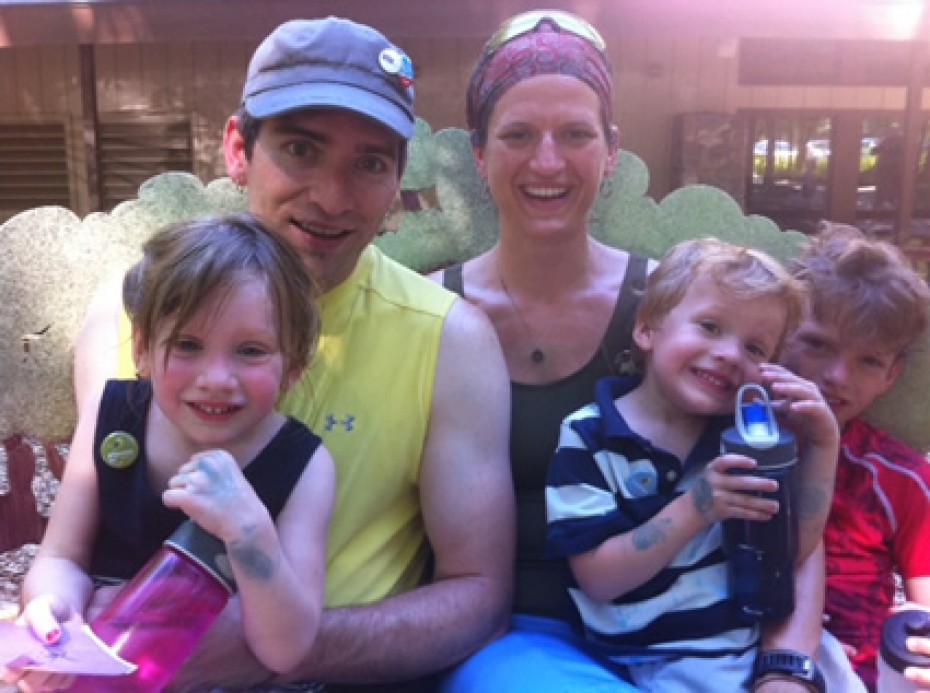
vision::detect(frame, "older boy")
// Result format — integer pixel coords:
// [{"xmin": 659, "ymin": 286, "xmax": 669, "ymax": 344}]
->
[{"xmin": 782, "ymin": 224, "xmax": 930, "ymax": 691}]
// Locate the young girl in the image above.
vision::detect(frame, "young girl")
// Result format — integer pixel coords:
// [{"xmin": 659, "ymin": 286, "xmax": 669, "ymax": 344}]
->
[{"xmin": 6, "ymin": 213, "xmax": 335, "ymax": 689}]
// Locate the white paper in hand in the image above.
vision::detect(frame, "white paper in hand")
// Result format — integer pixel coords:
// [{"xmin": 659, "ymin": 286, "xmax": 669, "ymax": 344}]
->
[{"xmin": 0, "ymin": 618, "xmax": 136, "ymax": 676}]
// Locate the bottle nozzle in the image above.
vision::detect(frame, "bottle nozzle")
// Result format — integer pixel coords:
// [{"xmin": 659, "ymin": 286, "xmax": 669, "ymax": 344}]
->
[
  {"xmin": 743, "ymin": 402, "xmax": 771, "ymax": 438},
  {"xmin": 735, "ymin": 384, "xmax": 780, "ymax": 449}
]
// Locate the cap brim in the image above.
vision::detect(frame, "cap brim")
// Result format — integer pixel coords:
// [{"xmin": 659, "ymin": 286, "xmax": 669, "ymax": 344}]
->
[{"xmin": 245, "ymin": 83, "xmax": 414, "ymax": 140}]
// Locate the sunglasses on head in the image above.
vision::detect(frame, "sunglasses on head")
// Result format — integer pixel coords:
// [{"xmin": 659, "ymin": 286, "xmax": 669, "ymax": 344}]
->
[{"xmin": 484, "ymin": 9, "xmax": 607, "ymax": 57}]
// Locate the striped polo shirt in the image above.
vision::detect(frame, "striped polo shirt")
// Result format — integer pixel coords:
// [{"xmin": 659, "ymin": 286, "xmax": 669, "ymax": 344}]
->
[{"xmin": 546, "ymin": 376, "xmax": 758, "ymax": 659}]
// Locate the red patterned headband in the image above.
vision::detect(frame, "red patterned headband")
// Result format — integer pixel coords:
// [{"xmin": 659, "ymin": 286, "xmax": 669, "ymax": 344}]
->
[{"xmin": 466, "ymin": 20, "xmax": 614, "ymax": 145}]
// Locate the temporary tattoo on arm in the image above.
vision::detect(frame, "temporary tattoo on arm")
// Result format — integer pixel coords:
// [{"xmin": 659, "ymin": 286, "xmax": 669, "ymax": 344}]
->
[
  {"xmin": 692, "ymin": 477, "xmax": 712, "ymax": 516},
  {"xmin": 797, "ymin": 485, "xmax": 828, "ymax": 522},
  {"xmin": 228, "ymin": 542, "xmax": 277, "ymax": 581},
  {"xmin": 199, "ymin": 457, "xmax": 237, "ymax": 497},
  {"xmin": 632, "ymin": 518, "xmax": 670, "ymax": 551}
]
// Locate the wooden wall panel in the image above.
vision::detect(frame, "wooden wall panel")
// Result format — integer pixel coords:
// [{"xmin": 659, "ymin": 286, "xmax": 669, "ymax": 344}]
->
[
  {"xmin": 612, "ymin": 34, "xmax": 658, "ymax": 191},
  {"xmin": 0, "ymin": 29, "xmax": 926, "ymax": 210},
  {"xmin": 13, "ymin": 47, "xmax": 40, "ymax": 115},
  {"xmin": 671, "ymin": 38, "xmax": 702, "ymax": 115},
  {"xmin": 190, "ymin": 41, "xmax": 239, "ymax": 180},
  {"xmin": 0, "ymin": 45, "xmax": 76, "ymax": 117},
  {"xmin": 93, "ymin": 44, "xmax": 118, "ymax": 112},
  {"xmin": 799, "ymin": 86, "xmax": 825, "ymax": 109},
  {"xmin": 642, "ymin": 37, "xmax": 677, "ymax": 197},
  {"xmin": 401, "ymin": 35, "xmax": 474, "ymax": 133},
  {"xmin": 1, "ymin": 0, "xmax": 927, "ymax": 49},
  {"xmin": 95, "ymin": 41, "xmax": 247, "ymax": 182},
  {"xmin": 0, "ymin": 45, "xmax": 82, "ymax": 213},
  {"xmin": 144, "ymin": 41, "xmax": 176, "ymax": 109},
  {"xmin": 0, "ymin": 50, "xmax": 20, "ymax": 118},
  {"xmin": 118, "ymin": 44, "xmax": 145, "ymax": 109},
  {"xmin": 700, "ymin": 38, "xmax": 738, "ymax": 112}
]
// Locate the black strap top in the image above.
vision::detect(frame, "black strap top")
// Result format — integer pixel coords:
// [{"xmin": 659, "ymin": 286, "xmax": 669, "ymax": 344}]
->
[
  {"xmin": 443, "ymin": 254, "xmax": 648, "ymax": 620},
  {"xmin": 90, "ymin": 379, "xmax": 321, "ymax": 579}
]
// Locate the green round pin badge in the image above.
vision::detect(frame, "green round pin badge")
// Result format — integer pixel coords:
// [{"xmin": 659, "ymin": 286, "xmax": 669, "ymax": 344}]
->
[{"xmin": 100, "ymin": 431, "xmax": 140, "ymax": 469}]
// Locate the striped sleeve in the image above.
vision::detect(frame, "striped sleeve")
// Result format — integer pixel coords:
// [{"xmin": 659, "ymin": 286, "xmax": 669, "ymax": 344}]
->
[{"xmin": 546, "ymin": 405, "xmax": 661, "ymax": 558}]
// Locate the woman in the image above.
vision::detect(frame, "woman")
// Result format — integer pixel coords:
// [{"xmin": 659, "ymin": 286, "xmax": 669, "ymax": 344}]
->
[
  {"xmin": 431, "ymin": 11, "xmax": 647, "ymax": 691},
  {"xmin": 433, "ymin": 10, "xmax": 844, "ymax": 693},
  {"xmin": 439, "ymin": 6, "xmax": 645, "ymax": 632}
]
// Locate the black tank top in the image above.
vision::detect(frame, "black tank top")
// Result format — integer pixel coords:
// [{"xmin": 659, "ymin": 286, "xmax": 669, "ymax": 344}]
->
[
  {"xmin": 90, "ymin": 379, "xmax": 321, "ymax": 579},
  {"xmin": 443, "ymin": 254, "xmax": 647, "ymax": 621}
]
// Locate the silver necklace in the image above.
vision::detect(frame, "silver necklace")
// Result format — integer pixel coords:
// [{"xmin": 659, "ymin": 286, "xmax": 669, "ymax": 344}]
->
[{"xmin": 497, "ymin": 262, "xmax": 545, "ymax": 364}]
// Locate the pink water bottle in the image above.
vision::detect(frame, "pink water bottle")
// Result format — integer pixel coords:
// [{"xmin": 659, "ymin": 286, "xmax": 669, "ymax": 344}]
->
[{"xmin": 68, "ymin": 521, "xmax": 236, "ymax": 692}]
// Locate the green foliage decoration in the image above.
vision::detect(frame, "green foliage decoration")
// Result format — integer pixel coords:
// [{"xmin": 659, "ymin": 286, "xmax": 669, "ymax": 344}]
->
[
  {"xmin": 380, "ymin": 125, "xmax": 806, "ymax": 270},
  {"xmin": 1, "ymin": 119, "xmax": 928, "ymax": 453}
]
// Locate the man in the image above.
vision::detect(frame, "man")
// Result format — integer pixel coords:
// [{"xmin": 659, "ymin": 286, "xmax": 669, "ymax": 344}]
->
[{"xmin": 74, "ymin": 17, "xmax": 514, "ymax": 690}]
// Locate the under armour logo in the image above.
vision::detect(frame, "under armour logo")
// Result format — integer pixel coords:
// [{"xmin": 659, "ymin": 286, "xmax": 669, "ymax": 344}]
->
[{"xmin": 325, "ymin": 414, "xmax": 355, "ymax": 432}]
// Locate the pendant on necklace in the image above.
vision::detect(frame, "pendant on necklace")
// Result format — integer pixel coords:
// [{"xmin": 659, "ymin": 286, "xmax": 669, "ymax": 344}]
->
[{"xmin": 498, "ymin": 260, "xmax": 547, "ymax": 367}]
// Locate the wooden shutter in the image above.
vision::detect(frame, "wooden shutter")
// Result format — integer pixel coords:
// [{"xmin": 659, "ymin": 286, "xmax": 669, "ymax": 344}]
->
[
  {"xmin": 0, "ymin": 122, "xmax": 70, "ymax": 223},
  {"xmin": 98, "ymin": 119, "xmax": 192, "ymax": 210}
]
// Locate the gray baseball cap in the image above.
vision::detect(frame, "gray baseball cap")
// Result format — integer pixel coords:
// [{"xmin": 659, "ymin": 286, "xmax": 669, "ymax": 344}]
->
[{"xmin": 242, "ymin": 17, "xmax": 415, "ymax": 140}]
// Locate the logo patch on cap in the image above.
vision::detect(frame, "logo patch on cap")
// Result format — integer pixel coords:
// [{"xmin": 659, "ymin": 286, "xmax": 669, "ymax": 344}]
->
[{"xmin": 379, "ymin": 47, "xmax": 415, "ymax": 89}]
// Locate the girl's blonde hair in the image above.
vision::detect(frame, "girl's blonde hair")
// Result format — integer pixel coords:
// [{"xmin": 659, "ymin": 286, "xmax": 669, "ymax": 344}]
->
[{"xmin": 124, "ymin": 212, "xmax": 319, "ymax": 379}]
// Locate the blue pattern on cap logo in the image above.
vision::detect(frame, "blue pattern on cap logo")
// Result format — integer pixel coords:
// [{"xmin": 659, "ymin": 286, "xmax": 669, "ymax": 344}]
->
[{"xmin": 379, "ymin": 47, "xmax": 414, "ymax": 88}]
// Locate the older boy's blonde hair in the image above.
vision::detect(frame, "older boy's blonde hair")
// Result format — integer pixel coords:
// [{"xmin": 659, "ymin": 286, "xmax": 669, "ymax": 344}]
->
[
  {"xmin": 792, "ymin": 222, "xmax": 930, "ymax": 356},
  {"xmin": 634, "ymin": 238, "xmax": 806, "ymax": 366}
]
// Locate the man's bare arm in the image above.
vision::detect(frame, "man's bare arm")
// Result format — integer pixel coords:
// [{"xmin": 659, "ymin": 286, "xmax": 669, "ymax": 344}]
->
[
  {"xmin": 296, "ymin": 300, "xmax": 514, "ymax": 681},
  {"xmin": 73, "ymin": 274, "xmax": 126, "ymax": 416}
]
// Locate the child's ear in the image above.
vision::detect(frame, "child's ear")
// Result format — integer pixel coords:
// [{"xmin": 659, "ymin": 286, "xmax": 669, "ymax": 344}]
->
[
  {"xmin": 132, "ymin": 330, "xmax": 151, "ymax": 379},
  {"xmin": 283, "ymin": 365, "xmax": 305, "ymax": 392},
  {"xmin": 880, "ymin": 356, "xmax": 907, "ymax": 395},
  {"xmin": 633, "ymin": 320, "xmax": 654, "ymax": 353}
]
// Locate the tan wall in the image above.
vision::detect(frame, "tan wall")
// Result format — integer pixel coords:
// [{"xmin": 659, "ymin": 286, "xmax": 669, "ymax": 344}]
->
[
  {"xmin": 93, "ymin": 41, "xmax": 256, "ymax": 182},
  {"xmin": 0, "ymin": 44, "xmax": 84, "ymax": 211},
  {"xmin": 1, "ymin": 33, "xmax": 927, "ymax": 216}
]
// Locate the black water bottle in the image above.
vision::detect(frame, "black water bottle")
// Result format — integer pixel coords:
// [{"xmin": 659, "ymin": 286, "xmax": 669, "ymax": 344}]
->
[{"xmin": 721, "ymin": 384, "xmax": 798, "ymax": 623}]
